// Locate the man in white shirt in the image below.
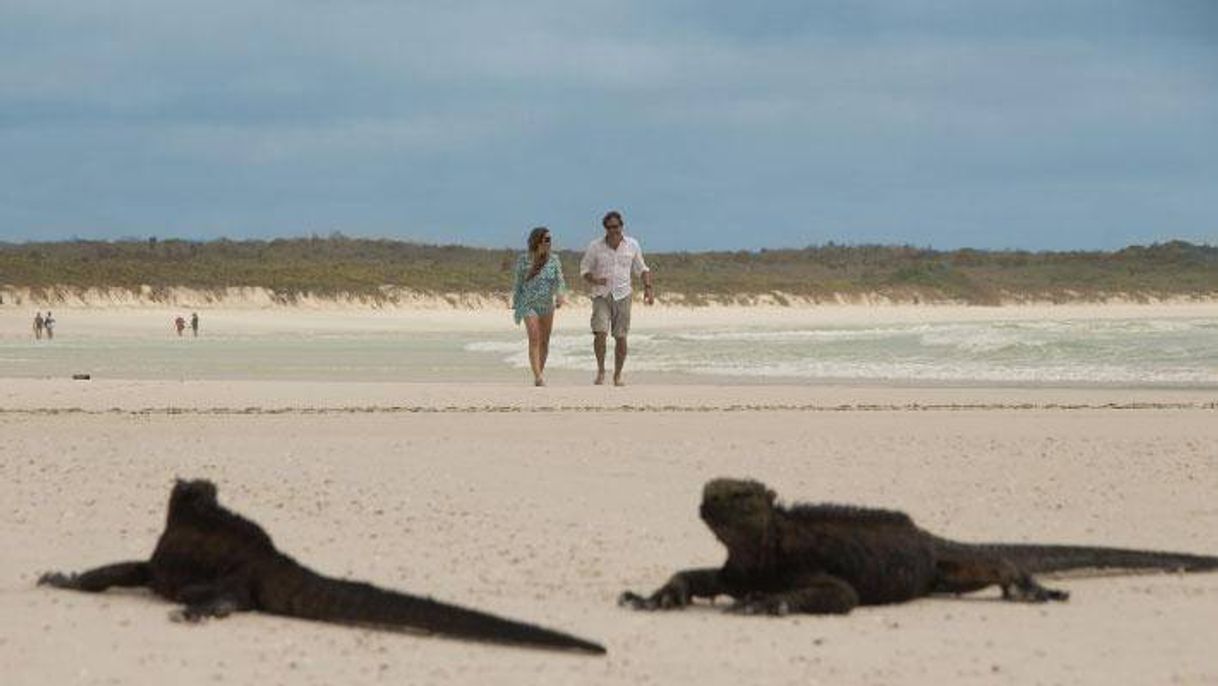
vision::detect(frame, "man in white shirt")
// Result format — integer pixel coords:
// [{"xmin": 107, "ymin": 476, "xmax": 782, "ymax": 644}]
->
[{"xmin": 579, "ymin": 210, "xmax": 654, "ymax": 386}]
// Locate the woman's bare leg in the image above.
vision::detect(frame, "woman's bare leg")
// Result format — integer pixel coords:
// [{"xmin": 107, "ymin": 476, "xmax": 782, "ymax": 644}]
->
[
  {"xmin": 537, "ymin": 311, "xmax": 555, "ymax": 376},
  {"xmin": 524, "ymin": 315, "xmax": 544, "ymax": 385}
]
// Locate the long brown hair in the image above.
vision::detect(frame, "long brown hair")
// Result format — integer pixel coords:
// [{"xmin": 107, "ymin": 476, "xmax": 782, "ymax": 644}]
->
[{"xmin": 526, "ymin": 226, "xmax": 550, "ymax": 280}]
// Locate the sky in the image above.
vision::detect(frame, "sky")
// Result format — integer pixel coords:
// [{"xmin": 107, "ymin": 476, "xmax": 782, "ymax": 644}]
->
[{"xmin": 2, "ymin": 1, "xmax": 1216, "ymax": 252}]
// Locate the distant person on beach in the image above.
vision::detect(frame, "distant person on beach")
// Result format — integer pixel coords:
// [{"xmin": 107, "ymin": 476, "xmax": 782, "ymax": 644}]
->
[
  {"xmin": 174, "ymin": 316, "xmax": 186, "ymax": 336},
  {"xmin": 33, "ymin": 312, "xmax": 44, "ymax": 340},
  {"xmin": 43, "ymin": 311, "xmax": 55, "ymax": 340},
  {"xmin": 512, "ymin": 226, "xmax": 568, "ymax": 387},
  {"xmin": 579, "ymin": 210, "xmax": 653, "ymax": 386},
  {"xmin": 190, "ymin": 312, "xmax": 199, "ymax": 337}
]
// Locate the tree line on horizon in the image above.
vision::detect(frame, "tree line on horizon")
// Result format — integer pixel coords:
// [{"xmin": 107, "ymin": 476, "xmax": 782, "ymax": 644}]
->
[{"xmin": 1, "ymin": 236, "xmax": 1215, "ymax": 305}]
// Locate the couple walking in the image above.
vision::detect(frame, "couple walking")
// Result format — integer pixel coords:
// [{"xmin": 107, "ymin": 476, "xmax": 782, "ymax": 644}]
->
[{"xmin": 511, "ymin": 210, "xmax": 654, "ymax": 387}]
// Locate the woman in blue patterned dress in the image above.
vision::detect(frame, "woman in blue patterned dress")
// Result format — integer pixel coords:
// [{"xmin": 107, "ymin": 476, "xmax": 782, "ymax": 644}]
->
[{"xmin": 512, "ymin": 227, "xmax": 568, "ymax": 386}]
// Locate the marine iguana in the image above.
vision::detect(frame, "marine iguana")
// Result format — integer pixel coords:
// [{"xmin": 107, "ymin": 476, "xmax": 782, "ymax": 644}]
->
[
  {"xmin": 39, "ymin": 479, "xmax": 605, "ymax": 654},
  {"xmin": 620, "ymin": 478, "xmax": 1218, "ymax": 615}
]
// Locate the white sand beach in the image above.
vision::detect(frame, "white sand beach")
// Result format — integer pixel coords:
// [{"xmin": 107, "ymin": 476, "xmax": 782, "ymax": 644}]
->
[
  {"xmin": 3, "ymin": 289, "xmax": 1217, "ymax": 336},
  {"xmin": 1, "ymin": 301, "xmax": 1217, "ymax": 685}
]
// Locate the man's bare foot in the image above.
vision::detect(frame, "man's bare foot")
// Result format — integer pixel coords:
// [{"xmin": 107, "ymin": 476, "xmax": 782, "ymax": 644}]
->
[
  {"xmin": 594, "ymin": 371, "xmax": 606, "ymax": 385},
  {"xmin": 614, "ymin": 377, "xmax": 625, "ymax": 387},
  {"xmin": 534, "ymin": 378, "xmax": 545, "ymax": 387}
]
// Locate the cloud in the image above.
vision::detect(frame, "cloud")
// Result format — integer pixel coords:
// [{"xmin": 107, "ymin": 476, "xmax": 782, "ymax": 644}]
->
[{"xmin": 2, "ymin": 1, "xmax": 1216, "ymax": 249}]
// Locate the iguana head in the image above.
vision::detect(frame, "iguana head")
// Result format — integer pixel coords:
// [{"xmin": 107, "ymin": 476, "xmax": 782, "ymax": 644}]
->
[
  {"xmin": 170, "ymin": 478, "xmax": 218, "ymax": 512},
  {"xmin": 699, "ymin": 478, "xmax": 778, "ymax": 548}
]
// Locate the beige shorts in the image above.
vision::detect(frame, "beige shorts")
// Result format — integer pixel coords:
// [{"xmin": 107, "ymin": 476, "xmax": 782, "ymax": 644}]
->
[{"xmin": 590, "ymin": 295, "xmax": 632, "ymax": 338}]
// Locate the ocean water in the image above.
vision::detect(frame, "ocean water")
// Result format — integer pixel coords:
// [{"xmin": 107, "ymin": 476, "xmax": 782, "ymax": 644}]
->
[
  {"xmin": 3, "ymin": 316, "xmax": 1217, "ymax": 387},
  {"xmin": 469, "ymin": 317, "xmax": 1218, "ymax": 386}
]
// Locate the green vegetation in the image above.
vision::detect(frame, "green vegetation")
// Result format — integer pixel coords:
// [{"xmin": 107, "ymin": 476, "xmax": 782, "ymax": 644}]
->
[{"xmin": 1, "ymin": 236, "xmax": 1216, "ymax": 305}]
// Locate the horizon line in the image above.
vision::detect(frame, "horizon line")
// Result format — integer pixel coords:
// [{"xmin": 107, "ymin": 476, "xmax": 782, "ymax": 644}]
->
[{"xmin": 1, "ymin": 235, "xmax": 1213, "ymax": 255}]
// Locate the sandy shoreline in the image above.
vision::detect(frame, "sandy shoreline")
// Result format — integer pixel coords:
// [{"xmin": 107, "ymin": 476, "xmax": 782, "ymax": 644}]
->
[
  {"xmin": 2, "ymin": 302, "xmax": 1217, "ymax": 684},
  {"xmin": 3, "ymin": 378, "xmax": 1218, "ymax": 414},
  {"xmin": 2, "ymin": 379, "xmax": 1217, "ymax": 685},
  {"xmin": 3, "ymin": 298, "xmax": 1217, "ymax": 340}
]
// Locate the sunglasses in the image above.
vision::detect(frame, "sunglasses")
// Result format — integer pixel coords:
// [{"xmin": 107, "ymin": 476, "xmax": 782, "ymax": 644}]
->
[{"xmin": 540, "ymin": 236, "xmax": 551, "ymax": 243}]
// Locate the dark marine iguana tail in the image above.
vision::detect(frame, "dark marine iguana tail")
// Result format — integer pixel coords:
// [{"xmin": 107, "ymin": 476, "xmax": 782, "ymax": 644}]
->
[
  {"xmin": 941, "ymin": 541, "xmax": 1218, "ymax": 576},
  {"xmin": 259, "ymin": 565, "xmax": 605, "ymax": 653},
  {"xmin": 38, "ymin": 479, "xmax": 605, "ymax": 655}
]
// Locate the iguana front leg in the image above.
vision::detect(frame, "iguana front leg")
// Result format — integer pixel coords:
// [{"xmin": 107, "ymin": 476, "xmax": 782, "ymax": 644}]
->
[
  {"xmin": 619, "ymin": 567, "xmax": 728, "ymax": 610},
  {"xmin": 725, "ymin": 574, "xmax": 860, "ymax": 616},
  {"xmin": 38, "ymin": 561, "xmax": 150, "ymax": 592}
]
